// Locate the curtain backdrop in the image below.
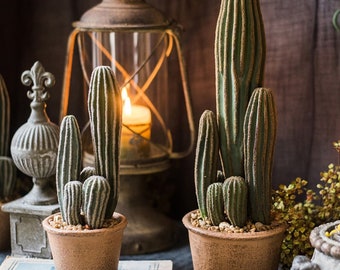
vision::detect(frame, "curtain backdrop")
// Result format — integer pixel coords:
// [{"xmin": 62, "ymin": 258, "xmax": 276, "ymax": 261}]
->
[{"xmin": 0, "ymin": 0, "xmax": 339, "ymax": 218}]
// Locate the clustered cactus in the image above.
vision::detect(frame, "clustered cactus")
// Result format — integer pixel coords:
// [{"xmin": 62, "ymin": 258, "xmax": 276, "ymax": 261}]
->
[
  {"xmin": 194, "ymin": 0, "xmax": 276, "ymax": 228},
  {"xmin": 56, "ymin": 66, "xmax": 122, "ymax": 229},
  {"xmin": 0, "ymin": 75, "xmax": 17, "ymax": 201}
]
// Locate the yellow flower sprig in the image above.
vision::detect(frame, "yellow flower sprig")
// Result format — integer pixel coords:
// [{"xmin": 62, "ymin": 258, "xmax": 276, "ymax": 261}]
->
[{"xmin": 325, "ymin": 224, "xmax": 340, "ymax": 238}]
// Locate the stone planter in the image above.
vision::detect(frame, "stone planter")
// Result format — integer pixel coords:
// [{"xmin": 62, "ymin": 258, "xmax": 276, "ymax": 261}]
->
[
  {"xmin": 309, "ymin": 220, "xmax": 340, "ymax": 270},
  {"xmin": 0, "ymin": 202, "xmax": 10, "ymax": 250},
  {"xmin": 182, "ymin": 211, "xmax": 287, "ymax": 270},
  {"xmin": 42, "ymin": 212, "xmax": 127, "ymax": 270}
]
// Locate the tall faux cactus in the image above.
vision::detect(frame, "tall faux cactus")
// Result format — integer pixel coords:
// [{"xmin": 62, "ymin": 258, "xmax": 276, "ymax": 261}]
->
[
  {"xmin": 194, "ymin": 0, "xmax": 277, "ymax": 228},
  {"xmin": 0, "ymin": 75, "xmax": 17, "ymax": 201},
  {"xmin": 215, "ymin": 0, "xmax": 265, "ymax": 178},
  {"xmin": 56, "ymin": 66, "xmax": 122, "ymax": 229},
  {"xmin": 88, "ymin": 66, "xmax": 122, "ymax": 219}
]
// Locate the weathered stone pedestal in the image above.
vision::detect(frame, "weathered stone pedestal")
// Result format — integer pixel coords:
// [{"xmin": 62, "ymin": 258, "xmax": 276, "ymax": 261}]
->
[{"xmin": 1, "ymin": 198, "xmax": 59, "ymax": 258}]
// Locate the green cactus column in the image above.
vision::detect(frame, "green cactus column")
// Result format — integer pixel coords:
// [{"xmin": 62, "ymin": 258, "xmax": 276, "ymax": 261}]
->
[
  {"xmin": 88, "ymin": 66, "xmax": 122, "ymax": 219},
  {"xmin": 56, "ymin": 115, "xmax": 82, "ymax": 220},
  {"xmin": 194, "ymin": 110, "xmax": 219, "ymax": 218},
  {"xmin": 215, "ymin": 0, "xmax": 266, "ymax": 178},
  {"xmin": 244, "ymin": 87, "xmax": 277, "ymax": 225}
]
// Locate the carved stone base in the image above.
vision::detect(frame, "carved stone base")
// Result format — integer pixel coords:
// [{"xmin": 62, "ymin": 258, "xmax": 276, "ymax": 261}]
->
[{"xmin": 1, "ymin": 197, "xmax": 59, "ymax": 258}]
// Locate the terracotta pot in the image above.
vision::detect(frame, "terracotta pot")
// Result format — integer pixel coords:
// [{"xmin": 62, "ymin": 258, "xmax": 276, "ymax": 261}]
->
[
  {"xmin": 0, "ymin": 202, "xmax": 10, "ymax": 250},
  {"xmin": 182, "ymin": 210, "xmax": 286, "ymax": 270},
  {"xmin": 43, "ymin": 212, "xmax": 127, "ymax": 270}
]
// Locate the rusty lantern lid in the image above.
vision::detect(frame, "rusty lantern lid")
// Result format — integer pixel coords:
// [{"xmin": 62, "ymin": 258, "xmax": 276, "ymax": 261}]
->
[{"xmin": 73, "ymin": 0, "xmax": 170, "ymax": 31}]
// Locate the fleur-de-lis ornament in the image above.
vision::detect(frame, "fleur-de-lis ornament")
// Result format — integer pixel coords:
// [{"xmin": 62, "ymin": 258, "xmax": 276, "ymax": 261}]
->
[{"xmin": 10, "ymin": 61, "xmax": 59, "ymax": 205}]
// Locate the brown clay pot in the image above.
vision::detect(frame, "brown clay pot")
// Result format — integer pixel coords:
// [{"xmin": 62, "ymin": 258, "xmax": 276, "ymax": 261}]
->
[
  {"xmin": 43, "ymin": 212, "xmax": 127, "ymax": 270},
  {"xmin": 182, "ymin": 211, "xmax": 287, "ymax": 270},
  {"xmin": 0, "ymin": 202, "xmax": 10, "ymax": 250}
]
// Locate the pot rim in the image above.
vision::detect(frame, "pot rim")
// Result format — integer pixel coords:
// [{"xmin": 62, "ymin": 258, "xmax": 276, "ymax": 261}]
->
[
  {"xmin": 42, "ymin": 212, "xmax": 127, "ymax": 237},
  {"xmin": 182, "ymin": 210, "xmax": 287, "ymax": 241}
]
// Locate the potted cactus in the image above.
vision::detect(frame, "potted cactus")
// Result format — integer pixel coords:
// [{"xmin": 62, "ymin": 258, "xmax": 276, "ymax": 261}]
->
[
  {"xmin": 0, "ymin": 74, "xmax": 17, "ymax": 250},
  {"xmin": 182, "ymin": 0, "xmax": 286, "ymax": 269},
  {"xmin": 42, "ymin": 66, "xmax": 127, "ymax": 270}
]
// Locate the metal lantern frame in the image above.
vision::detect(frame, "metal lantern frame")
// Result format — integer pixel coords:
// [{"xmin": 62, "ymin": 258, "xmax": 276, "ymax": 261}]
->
[{"xmin": 59, "ymin": 0, "xmax": 195, "ymax": 173}]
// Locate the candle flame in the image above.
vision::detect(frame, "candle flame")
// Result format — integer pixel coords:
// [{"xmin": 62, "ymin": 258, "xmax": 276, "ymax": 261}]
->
[{"xmin": 122, "ymin": 86, "xmax": 132, "ymax": 116}]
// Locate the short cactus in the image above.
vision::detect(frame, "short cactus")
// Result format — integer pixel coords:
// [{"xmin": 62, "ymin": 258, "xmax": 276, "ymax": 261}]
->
[
  {"xmin": 194, "ymin": 0, "xmax": 277, "ymax": 228},
  {"xmin": 83, "ymin": 176, "xmax": 110, "ymax": 229},
  {"xmin": 206, "ymin": 182, "xmax": 225, "ymax": 226},
  {"xmin": 223, "ymin": 176, "xmax": 248, "ymax": 227},
  {"xmin": 0, "ymin": 157, "xmax": 17, "ymax": 199},
  {"xmin": 79, "ymin": 166, "xmax": 96, "ymax": 182},
  {"xmin": 56, "ymin": 66, "xmax": 122, "ymax": 229},
  {"xmin": 63, "ymin": 181, "xmax": 83, "ymax": 225}
]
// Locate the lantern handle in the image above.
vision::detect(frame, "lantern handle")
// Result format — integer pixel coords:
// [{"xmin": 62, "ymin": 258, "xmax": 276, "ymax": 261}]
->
[
  {"xmin": 167, "ymin": 26, "xmax": 196, "ymax": 159},
  {"xmin": 59, "ymin": 28, "xmax": 80, "ymax": 123}
]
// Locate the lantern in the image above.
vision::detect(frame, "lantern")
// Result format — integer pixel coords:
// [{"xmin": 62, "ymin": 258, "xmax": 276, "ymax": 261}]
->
[{"xmin": 59, "ymin": 0, "xmax": 195, "ymax": 254}]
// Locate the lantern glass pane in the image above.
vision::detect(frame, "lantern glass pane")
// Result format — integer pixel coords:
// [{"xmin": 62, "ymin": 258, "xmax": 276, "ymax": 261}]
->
[{"xmin": 79, "ymin": 31, "xmax": 172, "ymax": 167}]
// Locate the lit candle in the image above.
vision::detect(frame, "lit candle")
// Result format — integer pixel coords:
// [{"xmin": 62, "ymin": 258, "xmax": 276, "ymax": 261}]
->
[{"xmin": 121, "ymin": 87, "xmax": 152, "ymax": 160}]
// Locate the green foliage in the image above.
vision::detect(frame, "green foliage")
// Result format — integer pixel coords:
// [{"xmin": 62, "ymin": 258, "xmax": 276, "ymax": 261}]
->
[{"xmin": 272, "ymin": 141, "xmax": 340, "ymax": 269}]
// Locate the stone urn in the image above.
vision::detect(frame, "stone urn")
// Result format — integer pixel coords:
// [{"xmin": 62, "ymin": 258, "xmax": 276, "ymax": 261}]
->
[{"xmin": 308, "ymin": 220, "xmax": 340, "ymax": 270}]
